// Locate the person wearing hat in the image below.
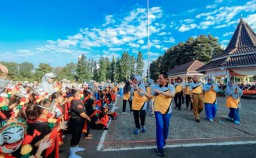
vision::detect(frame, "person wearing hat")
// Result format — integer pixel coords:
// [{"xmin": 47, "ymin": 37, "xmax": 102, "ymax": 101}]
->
[
  {"xmin": 174, "ymin": 77, "xmax": 184, "ymax": 110},
  {"xmin": 190, "ymin": 75, "xmax": 204, "ymax": 122},
  {"xmin": 42, "ymin": 72, "xmax": 57, "ymax": 95},
  {"xmin": 225, "ymin": 79, "xmax": 243, "ymax": 125},
  {"xmin": 131, "ymin": 75, "xmax": 147, "ymax": 134},
  {"xmin": 203, "ymin": 77, "xmax": 219, "ymax": 122},
  {"xmin": 184, "ymin": 77, "xmax": 193, "ymax": 110}
]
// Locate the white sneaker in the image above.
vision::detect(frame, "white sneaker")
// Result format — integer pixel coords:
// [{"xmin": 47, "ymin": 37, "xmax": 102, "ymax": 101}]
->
[
  {"xmin": 69, "ymin": 147, "xmax": 81, "ymax": 158},
  {"xmin": 122, "ymin": 112, "xmax": 126, "ymax": 114},
  {"xmin": 76, "ymin": 146, "xmax": 85, "ymax": 152}
]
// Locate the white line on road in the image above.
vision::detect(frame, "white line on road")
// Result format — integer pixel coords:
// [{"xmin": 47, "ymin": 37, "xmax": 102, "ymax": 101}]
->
[
  {"xmin": 96, "ymin": 98, "xmax": 119, "ymax": 151},
  {"xmin": 101, "ymin": 141, "xmax": 256, "ymax": 152}
]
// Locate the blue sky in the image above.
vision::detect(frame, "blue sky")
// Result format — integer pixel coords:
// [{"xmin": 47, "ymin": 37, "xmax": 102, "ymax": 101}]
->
[{"xmin": 0, "ymin": 0, "xmax": 256, "ymax": 70}]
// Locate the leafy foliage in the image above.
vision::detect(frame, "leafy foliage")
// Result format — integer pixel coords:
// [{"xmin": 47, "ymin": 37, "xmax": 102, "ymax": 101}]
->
[{"xmin": 149, "ymin": 34, "xmax": 223, "ymax": 81}]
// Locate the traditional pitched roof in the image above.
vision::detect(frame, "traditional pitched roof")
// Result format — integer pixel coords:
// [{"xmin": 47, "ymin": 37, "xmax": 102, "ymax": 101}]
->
[
  {"xmin": 168, "ymin": 60, "xmax": 204, "ymax": 76},
  {"xmin": 198, "ymin": 18, "xmax": 256, "ymax": 72}
]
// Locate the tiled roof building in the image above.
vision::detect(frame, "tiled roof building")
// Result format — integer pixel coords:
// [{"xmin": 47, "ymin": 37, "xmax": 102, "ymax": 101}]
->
[
  {"xmin": 168, "ymin": 60, "xmax": 204, "ymax": 80},
  {"xmin": 197, "ymin": 19, "xmax": 256, "ymax": 78}
]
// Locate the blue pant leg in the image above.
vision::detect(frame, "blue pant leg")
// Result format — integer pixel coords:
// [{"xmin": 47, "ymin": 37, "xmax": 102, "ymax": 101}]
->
[
  {"xmin": 155, "ymin": 112, "xmax": 164, "ymax": 149},
  {"xmin": 234, "ymin": 108, "xmax": 240, "ymax": 122},
  {"xmin": 228, "ymin": 108, "xmax": 234, "ymax": 119},
  {"xmin": 163, "ymin": 113, "xmax": 172, "ymax": 141},
  {"xmin": 205, "ymin": 103, "xmax": 213, "ymax": 119},
  {"xmin": 212, "ymin": 104, "xmax": 217, "ymax": 119}
]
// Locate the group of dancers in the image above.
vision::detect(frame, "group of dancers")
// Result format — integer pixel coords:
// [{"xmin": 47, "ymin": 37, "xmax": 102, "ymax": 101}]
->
[{"xmin": 122, "ymin": 73, "xmax": 243, "ymax": 156}]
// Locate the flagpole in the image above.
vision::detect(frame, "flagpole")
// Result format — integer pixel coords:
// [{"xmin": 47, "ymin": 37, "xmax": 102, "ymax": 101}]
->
[{"xmin": 147, "ymin": 0, "xmax": 150, "ymax": 78}]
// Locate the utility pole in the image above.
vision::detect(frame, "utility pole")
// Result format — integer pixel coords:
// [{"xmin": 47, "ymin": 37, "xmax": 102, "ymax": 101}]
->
[{"xmin": 147, "ymin": 0, "xmax": 150, "ymax": 78}]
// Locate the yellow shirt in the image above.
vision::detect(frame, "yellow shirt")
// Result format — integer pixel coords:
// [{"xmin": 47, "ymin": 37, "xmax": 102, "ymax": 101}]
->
[
  {"xmin": 192, "ymin": 84, "xmax": 203, "ymax": 94},
  {"xmin": 226, "ymin": 96, "xmax": 240, "ymax": 108},
  {"xmin": 123, "ymin": 91, "xmax": 130, "ymax": 100},
  {"xmin": 204, "ymin": 89, "xmax": 217, "ymax": 104},
  {"xmin": 175, "ymin": 85, "xmax": 183, "ymax": 93},
  {"xmin": 132, "ymin": 90, "xmax": 147, "ymax": 110},
  {"xmin": 154, "ymin": 90, "xmax": 173, "ymax": 114}
]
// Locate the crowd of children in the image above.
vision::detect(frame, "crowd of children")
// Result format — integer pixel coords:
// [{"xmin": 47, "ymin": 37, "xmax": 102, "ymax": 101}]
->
[{"xmin": 0, "ymin": 73, "xmax": 118, "ymax": 158}]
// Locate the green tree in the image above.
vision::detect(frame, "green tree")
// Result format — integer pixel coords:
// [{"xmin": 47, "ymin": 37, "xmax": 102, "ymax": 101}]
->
[
  {"xmin": 116, "ymin": 58, "xmax": 123, "ymax": 82},
  {"xmin": 121, "ymin": 52, "xmax": 130, "ymax": 80},
  {"xmin": 76, "ymin": 54, "xmax": 90, "ymax": 82},
  {"xmin": 19, "ymin": 62, "xmax": 34, "ymax": 81},
  {"xmin": 34, "ymin": 63, "xmax": 53, "ymax": 81},
  {"xmin": 136, "ymin": 52, "xmax": 144, "ymax": 76},
  {"xmin": 98, "ymin": 56, "xmax": 109, "ymax": 82},
  {"xmin": 150, "ymin": 34, "xmax": 223, "ymax": 80},
  {"xmin": 93, "ymin": 61, "xmax": 99, "ymax": 82},
  {"xmin": 57, "ymin": 62, "xmax": 76, "ymax": 81},
  {"xmin": 1, "ymin": 62, "xmax": 19, "ymax": 80},
  {"xmin": 129, "ymin": 55, "xmax": 136, "ymax": 78},
  {"xmin": 108, "ymin": 55, "xmax": 117, "ymax": 82}
]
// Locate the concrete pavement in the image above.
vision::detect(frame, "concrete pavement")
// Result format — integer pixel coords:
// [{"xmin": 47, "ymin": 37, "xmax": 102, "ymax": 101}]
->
[{"xmin": 60, "ymin": 96, "xmax": 256, "ymax": 158}]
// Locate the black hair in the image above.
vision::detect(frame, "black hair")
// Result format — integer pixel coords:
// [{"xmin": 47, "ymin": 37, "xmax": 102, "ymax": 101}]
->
[
  {"xmin": 50, "ymin": 92, "xmax": 60, "ymax": 101},
  {"xmin": 25, "ymin": 100, "xmax": 50, "ymax": 120},
  {"xmin": 123, "ymin": 80, "xmax": 131, "ymax": 94},
  {"xmin": 159, "ymin": 72, "xmax": 168, "ymax": 79}
]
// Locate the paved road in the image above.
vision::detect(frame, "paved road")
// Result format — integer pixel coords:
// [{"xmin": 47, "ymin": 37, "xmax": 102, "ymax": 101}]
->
[{"xmin": 60, "ymin": 96, "xmax": 256, "ymax": 158}]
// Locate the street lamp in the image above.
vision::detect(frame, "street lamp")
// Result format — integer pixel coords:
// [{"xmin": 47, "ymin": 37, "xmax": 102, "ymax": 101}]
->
[{"xmin": 147, "ymin": 0, "xmax": 150, "ymax": 78}]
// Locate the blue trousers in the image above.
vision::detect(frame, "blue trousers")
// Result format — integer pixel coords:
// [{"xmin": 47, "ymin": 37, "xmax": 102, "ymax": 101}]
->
[
  {"xmin": 155, "ymin": 111, "xmax": 172, "ymax": 150},
  {"xmin": 204, "ymin": 103, "xmax": 217, "ymax": 119},
  {"xmin": 228, "ymin": 108, "xmax": 240, "ymax": 122}
]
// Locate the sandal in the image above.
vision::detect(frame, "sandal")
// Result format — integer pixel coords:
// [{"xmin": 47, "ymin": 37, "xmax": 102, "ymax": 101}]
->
[{"xmin": 83, "ymin": 136, "xmax": 93, "ymax": 140}]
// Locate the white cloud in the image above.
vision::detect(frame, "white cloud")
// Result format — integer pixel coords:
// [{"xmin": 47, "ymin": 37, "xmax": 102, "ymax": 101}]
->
[
  {"xmin": 198, "ymin": 21, "xmax": 215, "ymax": 29},
  {"xmin": 244, "ymin": 13, "xmax": 256, "ymax": 29},
  {"xmin": 129, "ymin": 43, "xmax": 140, "ymax": 48},
  {"xmin": 103, "ymin": 15, "xmax": 115, "ymax": 26},
  {"xmin": 187, "ymin": 9, "xmax": 196, "ymax": 13},
  {"xmin": 178, "ymin": 23, "xmax": 197, "ymax": 32},
  {"xmin": 178, "ymin": 24, "xmax": 190, "ymax": 32},
  {"xmin": 221, "ymin": 40, "xmax": 229, "ymax": 49},
  {"xmin": 141, "ymin": 45, "xmax": 148, "ymax": 49},
  {"xmin": 158, "ymin": 32, "xmax": 167, "ymax": 36},
  {"xmin": 223, "ymin": 32, "xmax": 233, "ymax": 37},
  {"xmin": 222, "ymin": 40, "xmax": 229, "ymax": 43},
  {"xmin": 149, "ymin": 52, "xmax": 161, "ymax": 56},
  {"xmin": 154, "ymin": 45, "xmax": 161, "ymax": 49},
  {"xmin": 161, "ymin": 47, "xmax": 168, "ymax": 51},
  {"xmin": 109, "ymin": 48, "xmax": 122, "ymax": 51},
  {"xmin": 67, "ymin": 33, "xmax": 83, "ymax": 40},
  {"xmin": 137, "ymin": 39, "xmax": 144, "ymax": 44},
  {"xmin": 164, "ymin": 37, "xmax": 175, "ymax": 43},
  {"xmin": 170, "ymin": 22, "xmax": 175, "ymax": 28},
  {"xmin": 17, "ymin": 49, "xmax": 32, "ymax": 53},
  {"xmin": 206, "ymin": 4, "xmax": 217, "ymax": 9},
  {"xmin": 196, "ymin": 0, "xmax": 256, "ymax": 30},
  {"xmin": 152, "ymin": 39, "xmax": 160, "ymax": 44},
  {"xmin": 103, "ymin": 51, "xmax": 110, "ymax": 55},
  {"xmin": 183, "ymin": 19, "xmax": 194, "ymax": 23},
  {"xmin": 6, "ymin": 6, "xmax": 166, "ymax": 67}
]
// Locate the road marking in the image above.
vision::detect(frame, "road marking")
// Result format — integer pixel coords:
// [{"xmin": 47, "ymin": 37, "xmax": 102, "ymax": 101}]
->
[
  {"xmin": 96, "ymin": 98, "xmax": 119, "ymax": 151},
  {"xmin": 102, "ymin": 141, "xmax": 256, "ymax": 151}
]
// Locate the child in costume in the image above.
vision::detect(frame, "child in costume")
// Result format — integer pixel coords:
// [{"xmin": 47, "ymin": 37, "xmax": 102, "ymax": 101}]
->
[
  {"xmin": 203, "ymin": 77, "xmax": 219, "ymax": 122},
  {"xmin": 225, "ymin": 80, "xmax": 243, "ymax": 125}
]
